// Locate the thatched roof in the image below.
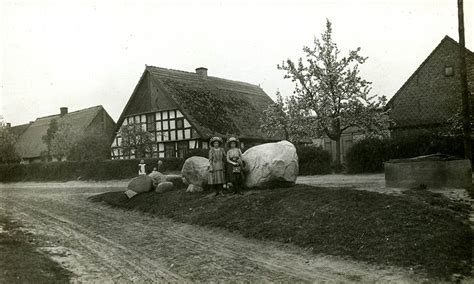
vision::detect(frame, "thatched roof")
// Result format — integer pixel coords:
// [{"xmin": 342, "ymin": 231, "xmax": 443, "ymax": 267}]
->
[
  {"xmin": 118, "ymin": 66, "xmax": 278, "ymax": 140},
  {"xmin": 15, "ymin": 106, "xmax": 107, "ymax": 158},
  {"xmin": 10, "ymin": 123, "xmax": 31, "ymax": 138}
]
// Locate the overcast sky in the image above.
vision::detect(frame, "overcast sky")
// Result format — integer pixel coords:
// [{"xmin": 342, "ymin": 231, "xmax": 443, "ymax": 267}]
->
[{"xmin": 1, "ymin": 0, "xmax": 473, "ymax": 125}]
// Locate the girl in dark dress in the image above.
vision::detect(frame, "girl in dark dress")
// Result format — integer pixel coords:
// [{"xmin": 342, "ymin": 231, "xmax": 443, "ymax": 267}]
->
[{"xmin": 226, "ymin": 137, "xmax": 244, "ymax": 194}]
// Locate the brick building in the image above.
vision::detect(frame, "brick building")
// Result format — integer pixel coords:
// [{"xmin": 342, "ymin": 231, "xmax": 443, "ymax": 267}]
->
[
  {"xmin": 111, "ymin": 66, "xmax": 279, "ymax": 159},
  {"xmin": 386, "ymin": 35, "xmax": 474, "ymax": 136}
]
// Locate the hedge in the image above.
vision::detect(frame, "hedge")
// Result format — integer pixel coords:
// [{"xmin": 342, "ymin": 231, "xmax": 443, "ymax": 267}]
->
[
  {"xmin": 0, "ymin": 158, "xmax": 184, "ymax": 182},
  {"xmin": 296, "ymin": 145, "xmax": 332, "ymax": 175},
  {"xmin": 346, "ymin": 134, "xmax": 472, "ymax": 174}
]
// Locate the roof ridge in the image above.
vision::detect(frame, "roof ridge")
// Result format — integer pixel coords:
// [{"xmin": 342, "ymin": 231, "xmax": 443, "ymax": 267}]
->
[
  {"xmin": 146, "ymin": 65, "xmax": 264, "ymax": 93},
  {"xmin": 36, "ymin": 105, "xmax": 102, "ymax": 120}
]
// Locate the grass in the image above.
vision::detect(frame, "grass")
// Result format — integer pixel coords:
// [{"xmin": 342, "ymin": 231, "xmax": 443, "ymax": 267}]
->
[
  {"xmin": 89, "ymin": 185, "xmax": 472, "ymax": 279},
  {"xmin": 0, "ymin": 215, "xmax": 72, "ymax": 283}
]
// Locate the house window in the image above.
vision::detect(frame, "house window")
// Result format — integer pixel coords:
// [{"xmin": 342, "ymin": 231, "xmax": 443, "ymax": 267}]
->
[
  {"xmin": 445, "ymin": 66, "xmax": 454, "ymax": 76},
  {"xmin": 164, "ymin": 142, "xmax": 176, "ymax": 158},
  {"xmin": 177, "ymin": 141, "xmax": 188, "ymax": 158},
  {"xmin": 146, "ymin": 114, "xmax": 155, "ymax": 132},
  {"xmin": 176, "ymin": 118, "xmax": 184, "ymax": 129}
]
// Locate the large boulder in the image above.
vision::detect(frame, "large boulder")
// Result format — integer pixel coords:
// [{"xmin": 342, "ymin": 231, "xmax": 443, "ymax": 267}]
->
[
  {"xmin": 156, "ymin": 181, "xmax": 174, "ymax": 193},
  {"xmin": 149, "ymin": 171, "xmax": 165, "ymax": 187},
  {"xmin": 186, "ymin": 184, "xmax": 204, "ymax": 193},
  {"xmin": 164, "ymin": 174, "xmax": 186, "ymax": 189},
  {"xmin": 181, "ymin": 156, "xmax": 209, "ymax": 186},
  {"xmin": 242, "ymin": 140, "xmax": 298, "ymax": 188},
  {"xmin": 128, "ymin": 175, "xmax": 154, "ymax": 194}
]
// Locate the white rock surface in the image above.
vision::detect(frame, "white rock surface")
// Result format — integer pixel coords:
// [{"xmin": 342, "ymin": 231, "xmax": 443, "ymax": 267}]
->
[
  {"xmin": 149, "ymin": 171, "xmax": 165, "ymax": 187},
  {"xmin": 128, "ymin": 175, "xmax": 154, "ymax": 194},
  {"xmin": 181, "ymin": 156, "xmax": 209, "ymax": 186},
  {"xmin": 156, "ymin": 181, "xmax": 174, "ymax": 193},
  {"xmin": 242, "ymin": 140, "xmax": 298, "ymax": 188},
  {"xmin": 186, "ymin": 184, "xmax": 204, "ymax": 193},
  {"xmin": 124, "ymin": 189, "xmax": 138, "ymax": 199}
]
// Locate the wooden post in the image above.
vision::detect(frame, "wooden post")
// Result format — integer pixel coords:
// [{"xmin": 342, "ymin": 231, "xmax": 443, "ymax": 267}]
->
[{"xmin": 457, "ymin": 0, "xmax": 472, "ymax": 161}]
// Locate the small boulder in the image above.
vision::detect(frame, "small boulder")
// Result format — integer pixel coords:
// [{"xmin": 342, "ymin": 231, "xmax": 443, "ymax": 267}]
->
[
  {"xmin": 242, "ymin": 140, "xmax": 298, "ymax": 188},
  {"xmin": 186, "ymin": 184, "xmax": 204, "ymax": 192},
  {"xmin": 165, "ymin": 174, "xmax": 186, "ymax": 189},
  {"xmin": 128, "ymin": 175, "xmax": 154, "ymax": 194},
  {"xmin": 124, "ymin": 189, "xmax": 138, "ymax": 199},
  {"xmin": 149, "ymin": 171, "xmax": 165, "ymax": 187},
  {"xmin": 181, "ymin": 156, "xmax": 209, "ymax": 186},
  {"xmin": 156, "ymin": 181, "xmax": 174, "ymax": 193}
]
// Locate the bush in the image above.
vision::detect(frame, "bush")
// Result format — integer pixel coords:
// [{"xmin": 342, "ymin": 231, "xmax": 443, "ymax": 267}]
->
[
  {"xmin": 0, "ymin": 158, "xmax": 184, "ymax": 182},
  {"xmin": 184, "ymin": 148, "xmax": 209, "ymax": 159},
  {"xmin": 345, "ymin": 134, "xmax": 471, "ymax": 174},
  {"xmin": 346, "ymin": 137, "xmax": 389, "ymax": 173},
  {"xmin": 296, "ymin": 145, "xmax": 331, "ymax": 175}
]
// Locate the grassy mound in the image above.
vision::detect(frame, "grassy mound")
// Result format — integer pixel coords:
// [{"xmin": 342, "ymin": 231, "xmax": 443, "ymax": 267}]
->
[{"xmin": 89, "ymin": 185, "xmax": 471, "ymax": 279}]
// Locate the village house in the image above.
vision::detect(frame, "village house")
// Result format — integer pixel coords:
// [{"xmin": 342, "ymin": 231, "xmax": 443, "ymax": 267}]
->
[
  {"xmin": 14, "ymin": 106, "xmax": 116, "ymax": 163},
  {"xmin": 386, "ymin": 35, "xmax": 474, "ymax": 136},
  {"xmin": 111, "ymin": 66, "xmax": 279, "ymax": 159}
]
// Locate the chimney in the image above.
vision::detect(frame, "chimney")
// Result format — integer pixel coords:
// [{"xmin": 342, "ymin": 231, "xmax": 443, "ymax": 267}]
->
[
  {"xmin": 6, "ymin": 123, "xmax": 11, "ymax": 128},
  {"xmin": 195, "ymin": 67, "xmax": 208, "ymax": 79},
  {"xmin": 60, "ymin": 107, "xmax": 68, "ymax": 116}
]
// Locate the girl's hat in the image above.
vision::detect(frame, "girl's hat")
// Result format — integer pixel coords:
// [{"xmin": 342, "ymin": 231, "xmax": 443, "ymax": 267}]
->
[
  {"xmin": 209, "ymin": 136, "xmax": 223, "ymax": 145},
  {"xmin": 226, "ymin": 136, "xmax": 240, "ymax": 147}
]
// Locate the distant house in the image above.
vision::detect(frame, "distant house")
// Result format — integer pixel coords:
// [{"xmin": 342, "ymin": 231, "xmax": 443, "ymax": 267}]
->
[
  {"xmin": 111, "ymin": 66, "xmax": 279, "ymax": 159},
  {"xmin": 386, "ymin": 35, "xmax": 474, "ymax": 136},
  {"xmin": 14, "ymin": 106, "xmax": 116, "ymax": 163}
]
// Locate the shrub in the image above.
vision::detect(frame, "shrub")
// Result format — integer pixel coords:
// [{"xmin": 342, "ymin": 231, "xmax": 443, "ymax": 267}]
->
[
  {"xmin": 345, "ymin": 137, "xmax": 388, "ymax": 173},
  {"xmin": 345, "ymin": 133, "xmax": 471, "ymax": 174},
  {"xmin": 296, "ymin": 145, "xmax": 331, "ymax": 175},
  {"xmin": 0, "ymin": 158, "xmax": 184, "ymax": 182},
  {"xmin": 184, "ymin": 148, "xmax": 209, "ymax": 159}
]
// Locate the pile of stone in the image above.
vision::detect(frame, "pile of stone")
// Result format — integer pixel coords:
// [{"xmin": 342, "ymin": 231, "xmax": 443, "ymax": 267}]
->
[
  {"xmin": 181, "ymin": 140, "xmax": 299, "ymax": 191},
  {"xmin": 124, "ymin": 170, "xmax": 187, "ymax": 198}
]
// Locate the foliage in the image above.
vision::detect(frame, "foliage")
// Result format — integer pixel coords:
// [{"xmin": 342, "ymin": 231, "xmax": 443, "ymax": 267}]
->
[
  {"xmin": 49, "ymin": 123, "xmax": 78, "ymax": 161},
  {"xmin": 0, "ymin": 158, "xmax": 185, "ymax": 182},
  {"xmin": 0, "ymin": 119, "xmax": 20, "ymax": 164},
  {"xmin": 278, "ymin": 19, "xmax": 389, "ymax": 164},
  {"xmin": 184, "ymin": 148, "xmax": 209, "ymax": 159},
  {"xmin": 345, "ymin": 137, "xmax": 388, "ymax": 173},
  {"xmin": 41, "ymin": 119, "xmax": 59, "ymax": 160},
  {"xmin": 119, "ymin": 124, "xmax": 156, "ymax": 159},
  {"xmin": 295, "ymin": 145, "xmax": 331, "ymax": 175},
  {"xmin": 345, "ymin": 133, "xmax": 470, "ymax": 173},
  {"xmin": 91, "ymin": 185, "xmax": 471, "ymax": 279},
  {"xmin": 68, "ymin": 130, "xmax": 111, "ymax": 161},
  {"xmin": 260, "ymin": 91, "xmax": 312, "ymax": 143}
]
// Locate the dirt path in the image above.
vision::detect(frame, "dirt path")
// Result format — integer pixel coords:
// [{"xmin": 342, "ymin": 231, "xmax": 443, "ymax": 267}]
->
[{"xmin": 0, "ymin": 183, "xmax": 426, "ymax": 282}]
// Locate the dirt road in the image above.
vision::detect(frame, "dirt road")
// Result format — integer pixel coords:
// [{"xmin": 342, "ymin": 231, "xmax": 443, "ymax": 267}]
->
[{"xmin": 0, "ymin": 182, "xmax": 425, "ymax": 282}]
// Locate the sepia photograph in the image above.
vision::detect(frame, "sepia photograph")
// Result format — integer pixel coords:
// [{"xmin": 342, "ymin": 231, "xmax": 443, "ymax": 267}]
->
[{"xmin": 0, "ymin": 0, "xmax": 473, "ymax": 282}]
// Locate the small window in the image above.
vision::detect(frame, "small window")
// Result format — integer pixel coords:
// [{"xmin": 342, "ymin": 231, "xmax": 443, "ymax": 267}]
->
[
  {"xmin": 176, "ymin": 118, "xmax": 184, "ymax": 129},
  {"xmin": 184, "ymin": 119, "xmax": 191, "ymax": 128},
  {"xmin": 177, "ymin": 130, "xmax": 183, "ymax": 140},
  {"xmin": 445, "ymin": 66, "xmax": 454, "ymax": 76},
  {"xmin": 184, "ymin": 129, "xmax": 191, "ymax": 139}
]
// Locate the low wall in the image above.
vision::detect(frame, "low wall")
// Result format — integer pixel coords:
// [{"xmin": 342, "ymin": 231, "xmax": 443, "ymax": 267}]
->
[{"xmin": 384, "ymin": 158, "xmax": 471, "ymax": 189}]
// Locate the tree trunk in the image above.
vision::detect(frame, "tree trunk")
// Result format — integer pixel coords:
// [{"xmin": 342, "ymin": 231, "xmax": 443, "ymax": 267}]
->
[{"xmin": 335, "ymin": 136, "xmax": 342, "ymax": 166}]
